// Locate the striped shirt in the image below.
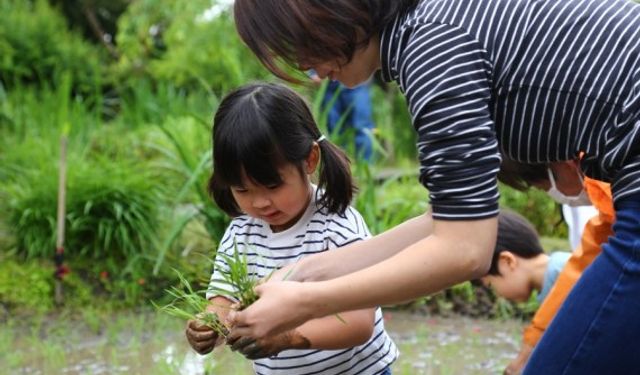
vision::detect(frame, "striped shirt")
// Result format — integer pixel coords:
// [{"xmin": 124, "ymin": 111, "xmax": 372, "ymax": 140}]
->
[
  {"xmin": 380, "ymin": 0, "xmax": 640, "ymax": 220},
  {"xmin": 208, "ymin": 191, "xmax": 398, "ymax": 375}
]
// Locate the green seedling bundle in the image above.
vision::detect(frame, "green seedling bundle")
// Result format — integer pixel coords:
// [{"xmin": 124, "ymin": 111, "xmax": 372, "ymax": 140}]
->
[{"xmin": 157, "ymin": 241, "xmax": 260, "ymax": 336}]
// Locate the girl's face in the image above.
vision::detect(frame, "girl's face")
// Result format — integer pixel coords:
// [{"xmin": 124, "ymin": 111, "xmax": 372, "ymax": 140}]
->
[
  {"xmin": 303, "ymin": 36, "xmax": 381, "ymax": 88},
  {"xmin": 230, "ymin": 146, "xmax": 319, "ymax": 232}
]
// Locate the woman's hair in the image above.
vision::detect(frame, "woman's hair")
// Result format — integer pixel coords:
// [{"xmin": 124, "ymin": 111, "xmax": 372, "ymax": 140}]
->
[
  {"xmin": 233, "ymin": 0, "xmax": 419, "ymax": 82},
  {"xmin": 488, "ymin": 210, "xmax": 544, "ymax": 276},
  {"xmin": 497, "ymin": 156, "xmax": 548, "ymax": 191},
  {"xmin": 209, "ymin": 82, "xmax": 355, "ymax": 217}
]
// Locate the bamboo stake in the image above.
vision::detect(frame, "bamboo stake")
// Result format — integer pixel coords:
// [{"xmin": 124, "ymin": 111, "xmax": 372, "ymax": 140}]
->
[{"xmin": 55, "ymin": 136, "xmax": 68, "ymax": 305}]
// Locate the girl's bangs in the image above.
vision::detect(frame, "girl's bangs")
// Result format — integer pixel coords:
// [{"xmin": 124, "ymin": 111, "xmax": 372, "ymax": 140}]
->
[{"xmin": 214, "ymin": 109, "xmax": 288, "ymax": 189}]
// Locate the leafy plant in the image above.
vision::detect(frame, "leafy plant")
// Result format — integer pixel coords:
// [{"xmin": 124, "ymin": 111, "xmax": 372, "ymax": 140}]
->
[
  {"xmin": 209, "ymin": 241, "xmax": 260, "ymax": 309},
  {"xmin": 6, "ymin": 157, "xmax": 162, "ymax": 268},
  {"xmin": 157, "ymin": 270, "xmax": 229, "ymax": 338},
  {"xmin": 0, "ymin": 0, "xmax": 103, "ymax": 93},
  {"xmin": 158, "ymin": 241, "xmax": 261, "ymax": 337},
  {"xmin": 146, "ymin": 114, "xmax": 230, "ymax": 275},
  {"xmin": 114, "ymin": 0, "xmax": 268, "ymax": 92}
]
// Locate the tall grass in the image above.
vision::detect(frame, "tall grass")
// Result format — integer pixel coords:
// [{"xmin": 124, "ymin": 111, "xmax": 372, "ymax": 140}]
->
[
  {"xmin": 146, "ymin": 112, "xmax": 230, "ymax": 275},
  {"xmin": 6, "ymin": 157, "xmax": 162, "ymax": 265}
]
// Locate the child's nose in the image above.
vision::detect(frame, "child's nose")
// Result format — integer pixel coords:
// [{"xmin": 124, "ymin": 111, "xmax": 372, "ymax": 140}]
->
[{"xmin": 252, "ymin": 196, "xmax": 270, "ymax": 209}]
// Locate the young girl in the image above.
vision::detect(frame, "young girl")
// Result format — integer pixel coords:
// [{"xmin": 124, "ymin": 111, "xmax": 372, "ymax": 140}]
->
[
  {"xmin": 229, "ymin": 0, "xmax": 640, "ymax": 373},
  {"xmin": 184, "ymin": 82, "xmax": 397, "ymax": 375}
]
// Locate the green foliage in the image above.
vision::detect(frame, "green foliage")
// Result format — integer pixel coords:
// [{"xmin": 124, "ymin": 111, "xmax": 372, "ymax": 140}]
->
[
  {"xmin": 0, "ymin": 0, "xmax": 103, "ymax": 93},
  {"xmin": 49, "ymin": 0, "xmax": 129, "ymax": 44},
  {"xmin": 146, "ymin": 113, "xmax": 230, "ymax": 274},
  {"xmin": 6, "ymin": 158, "xmax": 162, "ymax": 270},
  {"xmin": 158, "ymin": 243, "xmax": 259, "ymax": 336},
  {"xmin": 114, "ymin": 0, "xmax": 268, "ymax": 92},
  {"xmin": 352, "ymin": 162, "xmax": 427, "ymax": 235},
  {"xmin": 157, "ymin": 270, "xmax": 228, "ymax": 337},
  {"xmin": 499, "ymin": 183, "xmax": 566, "ymax": 238},
  {"xmin": 211, "ymin": 242, "xmax": 260, "ymax": 309},
  {"xmin": 0, "ymin": 257, "xmax": 53, "ymax": 313},
  {"xmin": 370, "ymin": 84, "xmax": 416, "ymax": 163},
  {"xmin": 115, "ymin": 78, "xmax": 214, "ymax": 127}
]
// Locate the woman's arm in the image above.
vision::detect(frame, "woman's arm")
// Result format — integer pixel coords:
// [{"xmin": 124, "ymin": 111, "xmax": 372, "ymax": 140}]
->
[
  {"xmin": 230, "ymin": 217, "xmax": 497, "ymax": 339},
  {"xmin": 229, "ymin": 308, "xmax": 376, "ymax": 358},
  {"xmin": 278, "ymin": 212, "xmax": 434, "ymax": 282},
  {"xmin": 296, "ymin": 309, "xmax": 375, "ymax": 349}
]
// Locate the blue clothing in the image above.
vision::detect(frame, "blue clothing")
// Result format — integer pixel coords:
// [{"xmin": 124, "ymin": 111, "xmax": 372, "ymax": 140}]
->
[
  {"xmin": 322, "ymin": 81, "xmax": 375, "ymax": 162},
  {"xmin": 524, "ymin": 195, "xmax": 640, "ymax": 374},
  {"xmin": 537, "ymin": 251, "xmax": 571, "ymax": 303}
]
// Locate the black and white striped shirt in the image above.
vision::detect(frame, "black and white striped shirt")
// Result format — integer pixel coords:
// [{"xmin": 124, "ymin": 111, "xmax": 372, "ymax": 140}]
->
[
  {"xmin": 208, "ymin": 192, "xmax": 398, "ymax": 375},
  {"xmin": 381, "ymin": 0, "xmax": 640, "ymax": 220}
]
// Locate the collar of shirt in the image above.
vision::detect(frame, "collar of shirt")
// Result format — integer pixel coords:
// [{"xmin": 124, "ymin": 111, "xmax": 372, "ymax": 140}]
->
[{"xmin": 379, "ymin": 13, "xmax": 403, "ymax": 83}]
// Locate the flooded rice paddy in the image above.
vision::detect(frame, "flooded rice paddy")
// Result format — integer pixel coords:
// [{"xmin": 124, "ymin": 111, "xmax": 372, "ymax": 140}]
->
[{"xmin": 2, "ymin": 311, "xmax": 524, "ymax": 375}]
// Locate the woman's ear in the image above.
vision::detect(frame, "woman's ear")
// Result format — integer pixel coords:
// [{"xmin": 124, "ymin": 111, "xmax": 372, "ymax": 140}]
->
[{"xmin": 305, "ymin": 143, "xmax": 321, "ymax": 174}]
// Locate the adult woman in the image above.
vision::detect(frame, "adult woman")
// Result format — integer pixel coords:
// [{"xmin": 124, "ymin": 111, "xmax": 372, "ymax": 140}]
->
[{"xmin": 229, "ymin": 1, "xmax": 640, "ymax": 373}]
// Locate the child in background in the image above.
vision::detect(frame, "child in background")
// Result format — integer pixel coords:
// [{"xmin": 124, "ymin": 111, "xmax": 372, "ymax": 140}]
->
[
  {"xmin": 497, "ymin": 158, "xmax": 613, "ymax": 374},
  {"xmin": 184, "ymin": 82, "xmax": 397, "ymax": 375},
  {"xmin": 480, "ymin": 210, "xmax": 570, "ymax": 304}
]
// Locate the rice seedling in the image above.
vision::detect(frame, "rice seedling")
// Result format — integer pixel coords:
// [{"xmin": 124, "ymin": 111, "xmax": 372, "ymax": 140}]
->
[
  {"xmin": 207, "ymin": 241, "xmax": 260, "ymax": 310},
  {"xmin": 156, "ymin": 271, "xmax": 229, "ymax": 338}
]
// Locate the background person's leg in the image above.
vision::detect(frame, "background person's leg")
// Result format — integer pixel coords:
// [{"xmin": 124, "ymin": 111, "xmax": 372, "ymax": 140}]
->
[
  {"xmin": 322, "ymin": 81, "xmax": 343, "ymax": 136},
  {"xmin": 524, "ymin": 195, "xmax": 640, "ymax": 374},
  {"xmin": 342, "ymin": 83, "xmax": 374, "ymax": 162}
]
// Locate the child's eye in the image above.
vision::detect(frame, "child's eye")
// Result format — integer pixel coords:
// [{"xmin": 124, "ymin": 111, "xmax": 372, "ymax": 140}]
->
[
  {"xmin": 266, "ymin": 184, "xmax": 281, "ymax": 190},
  {"xmin": 231, "ymin": 187, "xmax": 248, "ymax": 193}
]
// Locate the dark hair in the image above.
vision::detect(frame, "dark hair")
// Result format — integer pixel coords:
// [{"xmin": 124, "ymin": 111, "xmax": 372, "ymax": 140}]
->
[
  {"xmin": 209, "ymin": 82, "xmax": 355, "ymax": 217},
  {"xmin": 497, "ymin": 157, "xmax": 548, "ymax": 191},
  {"xmin": 233, "ymin": 0, "xmax": 419, "ymax": 82},
  {"xmin": 487, "ymin": 210, "xmax": 544, "ymax": 276}
]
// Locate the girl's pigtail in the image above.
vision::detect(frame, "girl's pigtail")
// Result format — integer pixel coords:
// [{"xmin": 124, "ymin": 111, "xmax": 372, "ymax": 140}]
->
[{"xmin": 316, "ymin": 139, "xmax": 356, "ymax": 214}]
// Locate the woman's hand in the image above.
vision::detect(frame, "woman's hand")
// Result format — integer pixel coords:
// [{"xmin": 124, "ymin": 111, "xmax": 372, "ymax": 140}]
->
[
  {"xmin": 227, "ymin": 329, "xmax": 311, "ymax": 360},
  {"xmin": 228, "ymin": 281, "xmax": 319, "ymax": 341}
]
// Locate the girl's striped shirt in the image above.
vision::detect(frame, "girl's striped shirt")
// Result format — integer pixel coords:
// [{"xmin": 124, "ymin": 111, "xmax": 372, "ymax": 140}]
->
[{"xmin": 208, "ymin": 191, "xmax": 398, "ymax": 375}]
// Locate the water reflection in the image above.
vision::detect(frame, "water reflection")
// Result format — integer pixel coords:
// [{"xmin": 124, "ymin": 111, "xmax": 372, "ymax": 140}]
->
[{"xmin": 6, "ymin": 311, "xmax": 524, "ymax": 375}]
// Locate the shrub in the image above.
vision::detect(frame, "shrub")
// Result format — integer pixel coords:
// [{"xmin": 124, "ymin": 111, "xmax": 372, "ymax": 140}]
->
[
  {"xmin": 0, "ymin": 0, "xmax": 103, "ymax": 93},
  {"xmin": 499, "ymin": 183, "xmax": 566, "ymax": 238},
  {"xmin": 114, "ymin": 0, "xmax": 269, "ymax": 93},
  {"xmin": 0, "ymin": 257, "xmax": 54, "ymax": 314},
  {"xmin": 6, "ymin": 157, "xmax": 163, "ymax": 270}
]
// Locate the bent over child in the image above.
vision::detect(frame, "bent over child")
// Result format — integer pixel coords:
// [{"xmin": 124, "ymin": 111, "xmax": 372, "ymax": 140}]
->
[
  {"xmin": 480, "ymin": 210, "xmax": 570, "ymax": 304},
  {"xmin": 185, "ymin": 82, "xmax": 397, "ymax": 375}
]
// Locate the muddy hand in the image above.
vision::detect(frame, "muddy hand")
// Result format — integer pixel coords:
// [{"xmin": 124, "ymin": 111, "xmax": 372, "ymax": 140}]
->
[{"xmin": 185, "ymin": 319, "xmax": 219, "ymax": 355}]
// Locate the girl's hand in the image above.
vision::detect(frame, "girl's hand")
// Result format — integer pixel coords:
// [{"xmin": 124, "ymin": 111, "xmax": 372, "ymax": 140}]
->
[
  {"xmin": 185, "ymin": 319, "xmax": 222, "ymax": 355},
  {"xmin": 227, "ymin": 330, "xmax": 311, "ymax": 360},
  {"xmin": 228, "ymin": 281, "xmax": 318, "ymax": 341}
]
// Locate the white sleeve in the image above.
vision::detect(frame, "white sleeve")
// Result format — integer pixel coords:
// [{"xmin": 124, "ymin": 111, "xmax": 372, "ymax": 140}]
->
[{"xmin": 324, "ymin": 206, "xmax": 371, "ymax": 250}]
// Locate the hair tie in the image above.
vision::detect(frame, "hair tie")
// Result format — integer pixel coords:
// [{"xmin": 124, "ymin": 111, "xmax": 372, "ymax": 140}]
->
[{"xmin": 316, "ymin": 135, "xmax": 326, "ymax": 143}]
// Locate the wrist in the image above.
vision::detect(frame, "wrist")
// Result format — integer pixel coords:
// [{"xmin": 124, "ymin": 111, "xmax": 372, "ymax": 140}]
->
[
  {"xmin": 287, "ymin": 329, "xmax": 312, "ymax": 350},
  {"xmin": 301, "ymin": 281, "xmax": 333, "ymax": 319},
  {"xmin": 289, "ymin": 256, "xmax": 313, "ymax": 282}
]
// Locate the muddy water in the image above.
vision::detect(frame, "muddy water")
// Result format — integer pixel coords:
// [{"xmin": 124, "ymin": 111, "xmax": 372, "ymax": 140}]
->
[
  {"xmin": 3, "ymin": 311, "xmax": 524, "ymax": 375},
  {"xmin": 384, "ymin": 312, "xmax": 524, "ymax": 374}
]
